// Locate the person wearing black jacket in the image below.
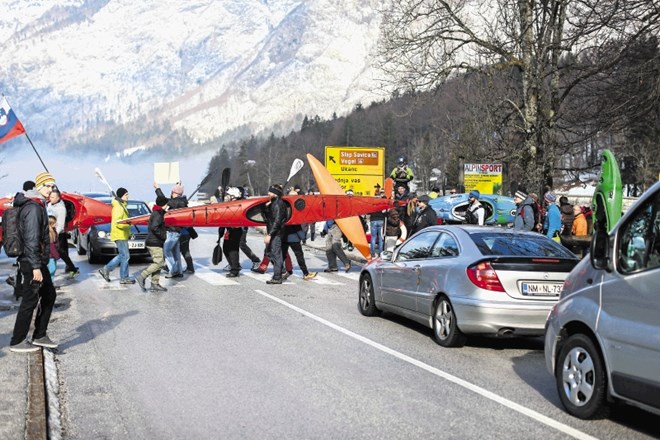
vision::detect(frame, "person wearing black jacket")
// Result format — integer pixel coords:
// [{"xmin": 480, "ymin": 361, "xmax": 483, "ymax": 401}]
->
[
  {"xmin": 154, "ymin": 181, "xmax": 188, "ymax": 278},
  {"xmin": 136, "ymin": 200, "xmax": 169, "ymax": 292},
  {"xmin": 410, "ymin": 195, "xmax": 438, "ymax": 235},
  {"xmin": 223, "ymin": 187, "xmax": 245, "ymax": 278},
  {"xmin": 10, "ymin": 172, "xmax": 59, "ymax": 352},
  {"xmin": 263, "ymin": 185, "xmax": 287, "ymax": 284}
]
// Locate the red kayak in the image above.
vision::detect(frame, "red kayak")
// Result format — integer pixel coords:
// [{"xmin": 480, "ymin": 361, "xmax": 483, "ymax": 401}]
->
[
  {"xmin": 0, "ymin": 192, "xmax": 112, "ymax": 240},
  {"xmin": 120, "ymin": 194, "xmax": 397, "ymax": 228}
]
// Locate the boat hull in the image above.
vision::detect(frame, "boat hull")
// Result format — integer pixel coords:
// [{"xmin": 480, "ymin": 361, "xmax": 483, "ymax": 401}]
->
[
  {"xmin": 0, "ymin": 192, "xmax": 111, "ymax": 242},
  {"xmin": 307, "ymin": 153, "xmax": 372, "ymax": 258},
  {"xmin": 120, "ymin": 194, "xmax": 396, "ymax": 229},
  {"xmin": 593, "ymin": 149, "xmax": 623, "ymax": 233}
]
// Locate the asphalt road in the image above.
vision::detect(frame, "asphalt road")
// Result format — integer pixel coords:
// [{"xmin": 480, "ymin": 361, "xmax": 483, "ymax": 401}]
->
[{"xmin": 15, "ymin": 229, "xmax": 660, "ymax": 439}]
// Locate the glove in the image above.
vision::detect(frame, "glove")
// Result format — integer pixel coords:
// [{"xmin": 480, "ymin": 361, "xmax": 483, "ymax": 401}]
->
[{"xmin": 320, "ymin": 230, "xmax": 327, "ymax": 238}]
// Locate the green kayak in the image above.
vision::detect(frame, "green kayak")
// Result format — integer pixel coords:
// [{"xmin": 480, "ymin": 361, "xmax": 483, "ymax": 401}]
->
[{"xmin": 592, "ymin": 149, "xmax": 623, "ymax": 233}]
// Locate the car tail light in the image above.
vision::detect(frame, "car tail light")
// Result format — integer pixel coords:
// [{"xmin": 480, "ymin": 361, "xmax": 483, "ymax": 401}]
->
[{"xmin": 467, "ymin": 262, "xmax": 505, "ymax": 292}]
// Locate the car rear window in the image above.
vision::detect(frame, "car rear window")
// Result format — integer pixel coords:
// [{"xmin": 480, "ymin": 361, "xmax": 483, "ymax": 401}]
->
[{"xmin": 470, "ymin": 232, "xmax": 576, "ymax": 258}]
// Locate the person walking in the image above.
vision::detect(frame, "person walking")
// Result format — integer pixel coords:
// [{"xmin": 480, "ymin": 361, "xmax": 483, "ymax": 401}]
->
[
  {"xmin": 410, "ymin": 195, "xmax": 437, "ymax": 235},
  {"xmin": 179, "ymin": 227, "xmax": 196, "ymax": 274},
  {"xmin": 47, "ymin": 188, "xmax": 80, "ymax": 277},
  {"xmin": 9, "ymin": 171, "xmax": 60, "ymax": 352},
  {"xmin": 6, "ymin": 180, "xmax": 39, "ymax": 301},
  {"xmin": 135, "ymin": 201, "xmax": 169, "ymax": 292},
  {"xmin": 263, "ymin": 185, "xmax": 287, "ymax": 284},
  {"xmin": 222, "ymin": 187, "xmax": 245, "ymax": 278},
  {"xmin": 513, "ymin": 190, "xmax": 535, "ymax": 231},
  {"xmin": 154, "ymin": 182, "xmax": 188, "ymax": 278},
  {"xmin": 368, "ymin": 194, "xmax": 386, "ymax": 259},
  {"xmin": 542, "ymin": 192, "xmax": 561, "ymax": 240},
  {"xmin": 281, "ymin": 223, "xmax": 318, "ymax": 280},
  {"xmin": 98, "ymin": 187, "xmax": 135, "ymax": 284},
  {"xmin": 322, "ymin": 220, "xmax": 351, "ymax": 273},
  {"xmin": 464, "ymin": 190, "xmax": 486, "ymax": 225}
]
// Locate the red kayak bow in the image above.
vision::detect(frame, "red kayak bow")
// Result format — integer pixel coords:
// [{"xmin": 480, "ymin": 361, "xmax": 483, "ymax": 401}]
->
[
  {"xmin": 120, "ymin": 194, "xmax": 397, "ymax": 228},
  {"xmin": 0, "ymin": 192, "xmax": 112, "ymax": 235}
]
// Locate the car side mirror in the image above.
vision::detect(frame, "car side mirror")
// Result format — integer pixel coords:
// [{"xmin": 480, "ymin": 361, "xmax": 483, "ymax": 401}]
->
[{"xmin": 381, "ymin": 250, "xmax": 393, "ymax": 261}]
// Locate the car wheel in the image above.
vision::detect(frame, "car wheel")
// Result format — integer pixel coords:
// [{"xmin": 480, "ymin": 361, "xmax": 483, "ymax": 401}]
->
[
  {"xmin": 555, "ymin": 333, "xmax": 609, "ymax": 419},
  {"xmin": 432, "ymin": 296, "xmax": 467, "ymax": 347},
  {"xmin": 87, "ymin": 240, "xmax": 100, "ymax": 264},
  {"xmin": 358, "ymin": 274, "xmax": 380, "ymax": 316}
]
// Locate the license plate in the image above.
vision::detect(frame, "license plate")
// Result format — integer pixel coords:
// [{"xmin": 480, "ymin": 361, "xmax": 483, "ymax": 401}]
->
[
  {"xmin": 521, "ymin": 282, "xmax": 563, "ymax": 296},
  {"xmin": 128, "ymin": 241, "xmax": 145, "ymax": 249}
]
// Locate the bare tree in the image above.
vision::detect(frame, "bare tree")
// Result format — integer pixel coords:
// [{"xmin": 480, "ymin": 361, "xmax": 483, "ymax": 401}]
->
[{"xmin": 378, "ymin": 0, "xmax": 659, "ymax": 191}]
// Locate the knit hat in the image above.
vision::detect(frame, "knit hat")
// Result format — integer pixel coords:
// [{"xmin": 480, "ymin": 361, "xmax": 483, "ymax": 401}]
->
[
  {"xmin": 418, "ymin": 194, "xmax": 430, "ymax": 203},
  {"xmin": 469, "ymin": 190, "xmax": 480, "ymax": 199},
  {"xmin": 171, "ymin": 184, "xmax": 184, "ymax": 195},
  {"xmin": 514, "ymin": 190, "xmax": 527, "ymax": 200},
  {"xmin": 544, "ymin": 191, "xmax": 557, "ymax": 204},
  {"xmin": 116, "ymin": 187, "xmax": 128, "ymax": 198},
  {"xmin": 35, "ymin": 172, "xmax": 56, "ymax": 189},
  {"xmin": 268, "ymin": 185, "xmax": 283, "ymax": 197}
]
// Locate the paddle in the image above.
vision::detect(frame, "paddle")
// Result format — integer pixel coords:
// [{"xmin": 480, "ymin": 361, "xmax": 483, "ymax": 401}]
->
[
  {"xmin": 221, "ymin": 167, "xmax": 231, "ymax": 190},
  {"xmin": 283, "ymin": 158, "xmax": 304, "ymax": 190},
  {"xmin": 94, "ymin": 167, "xmax": 116, "ymax": 197},
  {"xmin": 188, "ymin": 169, "xmax": 218, "ymax": 200},
  {"xmin": 94, "ymin": 167, "xmax": 139, "ymax": 232}
]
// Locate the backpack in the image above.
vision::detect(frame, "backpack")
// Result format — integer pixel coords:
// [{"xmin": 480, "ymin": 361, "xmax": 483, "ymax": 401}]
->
[
  {"xmin": 465, "ymin": 207, "xmax": 478, "ymax": 225},
  {"xmin": 2, "ymin": 205, "xmax": 25, "ymax": 257},
  {"xmin": 465, "ymin": 204, "xmax": 484, "ymax": 225}
]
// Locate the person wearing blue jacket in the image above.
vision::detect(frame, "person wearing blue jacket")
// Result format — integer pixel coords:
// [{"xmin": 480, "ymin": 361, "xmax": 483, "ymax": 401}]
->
[{"xmin": 543, "ymin": 191, "xmax": 561, "ymax": 240}]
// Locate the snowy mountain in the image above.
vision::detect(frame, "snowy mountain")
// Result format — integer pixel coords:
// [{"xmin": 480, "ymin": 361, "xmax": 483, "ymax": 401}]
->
[{"xmin": 0, "ymin": 0, "xmax": 389, "ymax": 153}]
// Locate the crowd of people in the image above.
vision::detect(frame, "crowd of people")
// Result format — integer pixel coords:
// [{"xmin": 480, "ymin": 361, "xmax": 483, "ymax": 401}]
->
[{"xmin": 5, "ymin": 164, "xmax": 594, "ymax": 353}]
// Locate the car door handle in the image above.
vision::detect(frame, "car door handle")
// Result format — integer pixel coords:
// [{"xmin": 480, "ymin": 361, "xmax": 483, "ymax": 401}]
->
[{"xmin": 414, "ymin": 265, "xmax": 421, "ymax": 285}]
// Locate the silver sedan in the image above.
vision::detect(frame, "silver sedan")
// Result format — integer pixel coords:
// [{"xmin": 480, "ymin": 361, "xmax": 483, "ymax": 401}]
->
[{"xmin": 358, "ymin": 225, "xmax": 579, "ymax": 347}]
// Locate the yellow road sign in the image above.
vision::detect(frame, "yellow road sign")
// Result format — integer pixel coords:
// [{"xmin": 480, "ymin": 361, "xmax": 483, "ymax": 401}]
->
[{"xmin": 325, "ymin": 146, "xmax": 385, "ymax": 196}]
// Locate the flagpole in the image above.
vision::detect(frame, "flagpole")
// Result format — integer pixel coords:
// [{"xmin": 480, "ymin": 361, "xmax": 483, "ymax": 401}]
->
[
  {"xmin": 23, "ymin": 131, "xmax": 49, "ymax": 172},
  {"xmin": 1, "ymin": 95, "xmax": 49, "ymax": 172}
]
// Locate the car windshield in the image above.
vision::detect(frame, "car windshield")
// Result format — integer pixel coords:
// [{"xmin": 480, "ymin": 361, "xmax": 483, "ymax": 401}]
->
[
  {"xmin": 127, "ymin": 202, "xmax": 150, "ymax": 217},
  {"xmin": 470, "ymin": 232, "xmax": 576, "ymax": 258}
]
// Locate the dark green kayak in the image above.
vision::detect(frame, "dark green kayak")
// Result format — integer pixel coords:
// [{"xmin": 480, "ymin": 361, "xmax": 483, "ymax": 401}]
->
[{"xmin": 592, "ymin": 149, "xmax": 623, "ymax": 233}]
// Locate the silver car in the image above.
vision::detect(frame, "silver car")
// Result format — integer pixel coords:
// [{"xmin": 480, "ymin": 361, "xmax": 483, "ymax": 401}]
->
[
  {"xmin": 545, "ymin": 181, "xmax": 660, "ymax": 419},
  {"xmin": 359, "ymin": 225, "xmax": 579, "ymax": 347}
]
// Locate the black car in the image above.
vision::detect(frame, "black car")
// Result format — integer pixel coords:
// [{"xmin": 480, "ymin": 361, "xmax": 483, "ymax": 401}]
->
[{"xmin": 75, "ymin": 195, "xmax": 151, "ymax": 264}]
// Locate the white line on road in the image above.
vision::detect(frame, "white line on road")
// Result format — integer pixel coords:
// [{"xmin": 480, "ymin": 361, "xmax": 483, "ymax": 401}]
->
[{"xmin": 253, "ymin": 289, "xmax": 598, "ymax": 440}]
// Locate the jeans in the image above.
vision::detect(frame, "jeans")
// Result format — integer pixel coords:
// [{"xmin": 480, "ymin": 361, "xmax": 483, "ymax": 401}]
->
[
  {"xmin": 267, "ymin": 235, "xmax": 284, "ymax": 280},
  {"xmin": 369, "ymin": 220, "xmax": 384, "ymax": 256},
  {"xmin": 164, "ymin": 231, "xmax": 182, "ymax": 274},
  {"xmin": 106, "ymin": 239, "xmax": 130, "ymax": 279}
]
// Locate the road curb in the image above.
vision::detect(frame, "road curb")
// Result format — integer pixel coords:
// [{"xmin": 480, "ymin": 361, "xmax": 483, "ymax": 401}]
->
[
  {"xmin": 43, "ymin": 349, "xmax": 63, "ymax": 440},
  {"xmin": 26, "ymin": 351, "xmax": 47, "ymax": 439}
]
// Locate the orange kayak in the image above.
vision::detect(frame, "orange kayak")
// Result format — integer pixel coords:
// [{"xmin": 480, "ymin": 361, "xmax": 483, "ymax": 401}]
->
[
  {"xmin": 119, "ymin": 194, "xmax": 396, "ymax": 228},
  {"xmin": 307, "ymin": 153, "xmax": 372, "ymax": 258},
  {"xmin": 0, "ymin": 192, "xmax": 112, "ymax": 243}
]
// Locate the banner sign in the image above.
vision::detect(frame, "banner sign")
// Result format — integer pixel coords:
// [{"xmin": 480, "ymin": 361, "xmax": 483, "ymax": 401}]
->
[{"xmin": 463, "ymin": 163, "xmax": 503, "ymax": 194}]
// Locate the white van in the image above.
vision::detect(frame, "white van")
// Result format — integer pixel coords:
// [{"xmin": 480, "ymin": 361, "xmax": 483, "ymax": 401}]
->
[{"xmin": 544, "ymin": 181, "xmax": 660, "ymax": 419}]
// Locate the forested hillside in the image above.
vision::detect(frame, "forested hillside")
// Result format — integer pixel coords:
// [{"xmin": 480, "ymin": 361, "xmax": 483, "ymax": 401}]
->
[{"xmin": 200, "ymin": 34, "xmax": 659, "ymax": 197}]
